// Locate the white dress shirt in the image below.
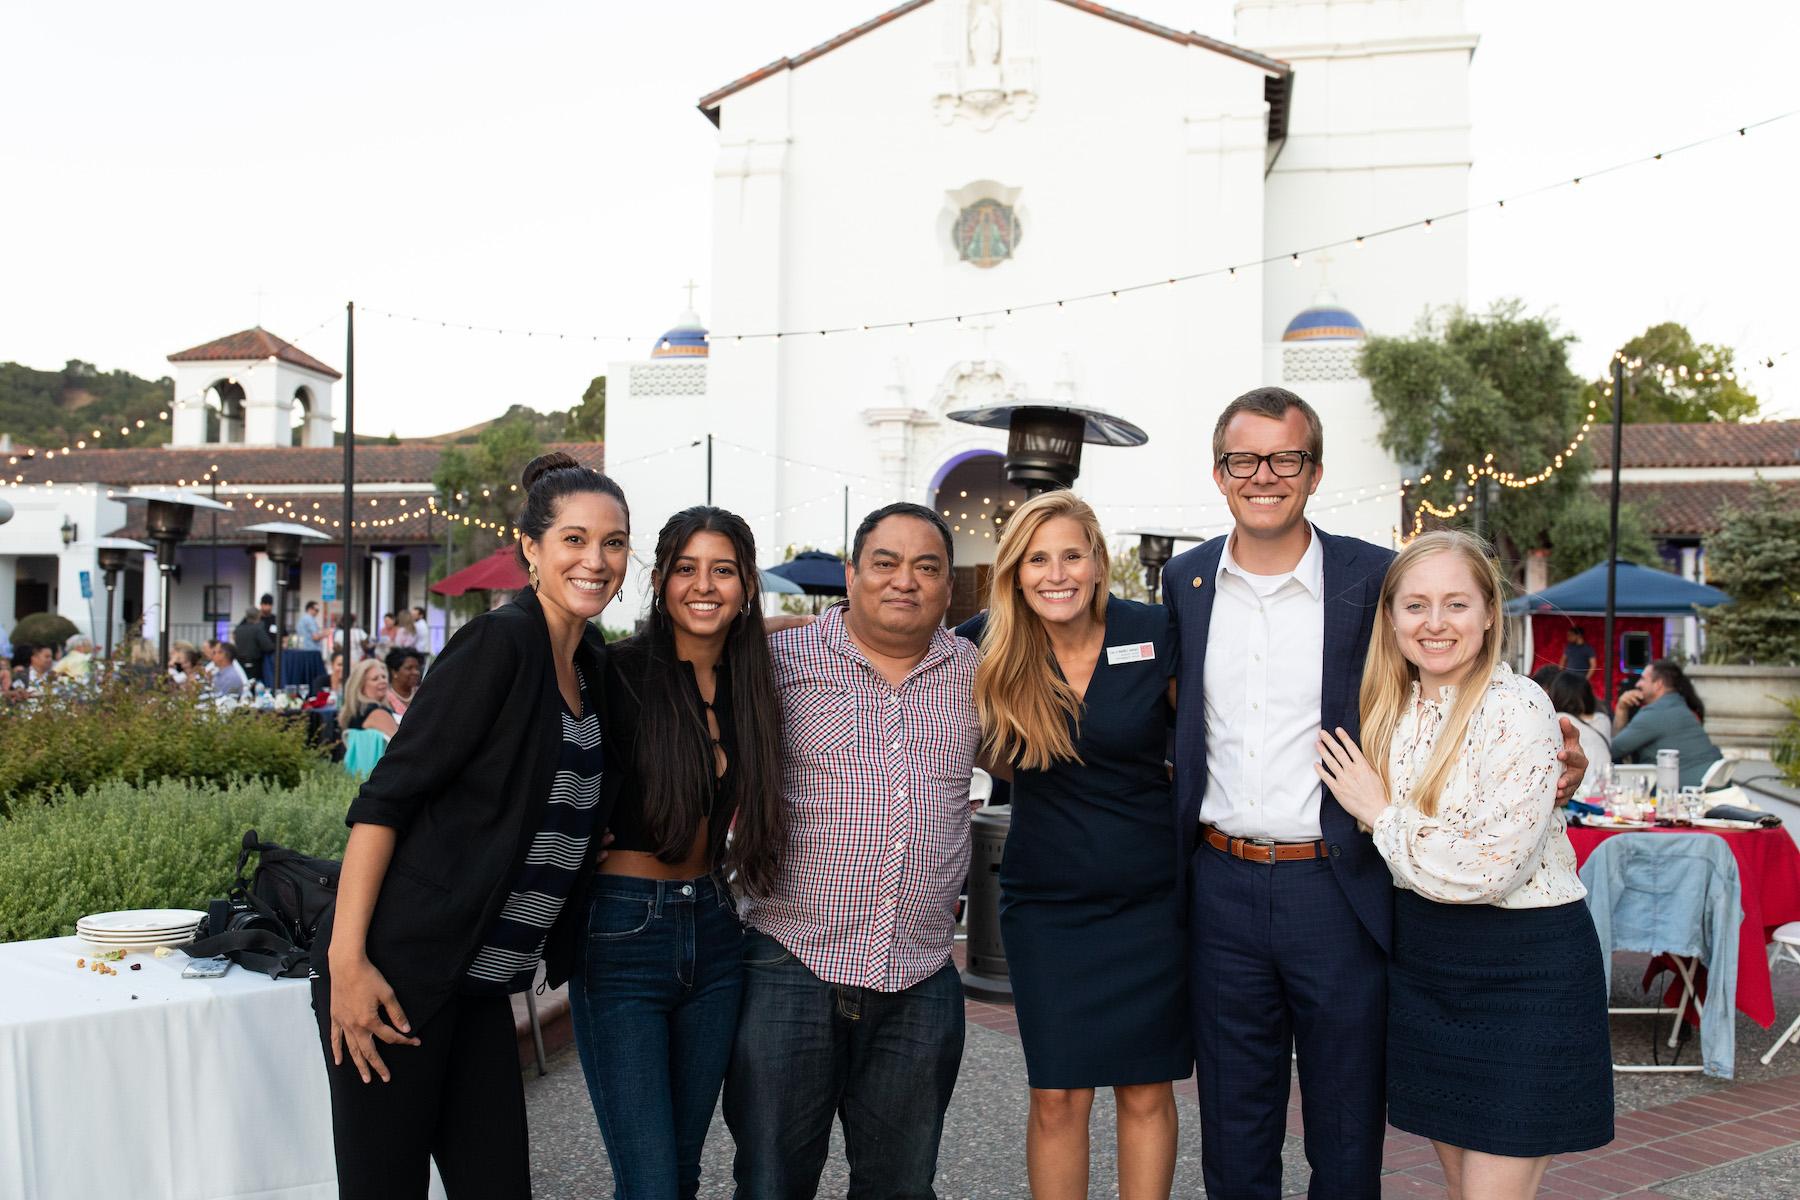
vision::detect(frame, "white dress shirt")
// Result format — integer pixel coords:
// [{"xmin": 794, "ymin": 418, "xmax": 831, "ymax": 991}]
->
[{"xmin": 1199, "ymin": 526, "xmax": 1326, "ymax": 841}]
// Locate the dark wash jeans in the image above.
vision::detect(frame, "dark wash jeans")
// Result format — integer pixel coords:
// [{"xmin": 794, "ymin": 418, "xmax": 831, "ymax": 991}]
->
[
  {"xmin": 723, "ymin": 931, "xmax": 965, "ymax": 1200},
  {"xmin": 569, "ymin": 873, "xmax": 745, "ymax": 1200}
]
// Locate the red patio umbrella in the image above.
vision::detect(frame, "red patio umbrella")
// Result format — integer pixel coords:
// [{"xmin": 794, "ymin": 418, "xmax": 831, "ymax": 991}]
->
[{"xmin": 430, "ymin": 546, "xmax": 527, "ymax": 596}]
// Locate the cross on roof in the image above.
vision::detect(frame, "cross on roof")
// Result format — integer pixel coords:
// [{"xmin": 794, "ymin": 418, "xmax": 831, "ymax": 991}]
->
[{"xmin": 684, "ymin": 279, "xmax": 699, "ymax": 309}]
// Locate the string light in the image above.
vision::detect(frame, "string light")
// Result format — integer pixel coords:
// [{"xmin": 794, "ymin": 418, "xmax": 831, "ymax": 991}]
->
[{"xmin": 348, "ymin": 106, "xmax": 1795, "ymax": 346}]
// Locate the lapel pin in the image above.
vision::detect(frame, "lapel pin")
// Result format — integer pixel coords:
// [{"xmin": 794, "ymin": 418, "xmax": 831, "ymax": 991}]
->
[{"xmin": 1192, "ymin": 577, "xmax": 1204, "ymax": 588}]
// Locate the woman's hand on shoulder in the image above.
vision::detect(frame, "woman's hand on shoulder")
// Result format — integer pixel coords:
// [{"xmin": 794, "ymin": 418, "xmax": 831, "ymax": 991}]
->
[
  {"xmin": 1314, "ymin": 727, "xmax": 1388, "ymax": 827},
  {"xmin": 326, "ymin": 954, "xmax": 420, "ymax": 1084},
  {"xmin": 1553, "ymin": 716, "xmax": 1588, "ymax": 804}
]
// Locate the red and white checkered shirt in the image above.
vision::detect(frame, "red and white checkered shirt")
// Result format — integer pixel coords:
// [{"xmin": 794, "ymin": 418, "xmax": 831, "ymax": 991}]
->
[{"xmin": 747, "ymin": 604, "xmax": 980, "ymax": 993}]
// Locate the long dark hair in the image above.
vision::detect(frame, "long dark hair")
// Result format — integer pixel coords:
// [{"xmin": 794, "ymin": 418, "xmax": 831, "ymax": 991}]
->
[
  {"xmin": 1545, "ymin": 669, "xmax": 1598, "ymax": 721},
  {"xmin": 619, "ymin": 506, "xmax": 785, "ymax": 897},
  {"xmin": 515, "ymin": 451, "xmax": 630, "ymax": 568},
  {"xmin": 1647, "ymin": 658, "xmax": 1705, "ymax": 722}
]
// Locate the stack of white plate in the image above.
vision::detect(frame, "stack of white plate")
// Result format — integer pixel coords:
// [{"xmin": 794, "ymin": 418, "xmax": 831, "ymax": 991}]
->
[{"xmin": 76, "ymin": 909, "xmax": 206, "ymax": 951}]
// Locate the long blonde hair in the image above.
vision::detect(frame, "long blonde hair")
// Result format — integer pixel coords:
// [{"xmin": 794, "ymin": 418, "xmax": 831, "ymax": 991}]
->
[
  {"xmin": 339, "ymin": 658, "xmax": 389, "ymax": 735},
  {"xmin": 974, "ymin": 491, "xmax": 1111, "ymax": 770},
  {"xmin": 1359, "ymin": 530, "xmax": 1507, "ymax": 818}
]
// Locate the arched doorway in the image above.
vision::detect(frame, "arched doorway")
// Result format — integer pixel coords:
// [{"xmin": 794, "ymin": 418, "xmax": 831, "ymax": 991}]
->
[{"xmin": 930, "ymin": 451, "xmax": 1028, "ymax": 626}]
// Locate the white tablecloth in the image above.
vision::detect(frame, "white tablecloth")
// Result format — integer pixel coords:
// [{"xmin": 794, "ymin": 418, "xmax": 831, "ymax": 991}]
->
[{"xmin": 0, "ymin": 936, "xmax": 444, "ymax": 1200}]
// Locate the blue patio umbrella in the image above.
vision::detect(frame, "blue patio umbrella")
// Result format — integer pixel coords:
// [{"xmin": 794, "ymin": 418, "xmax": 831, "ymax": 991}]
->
[
  {"xmin": 758, "ymin": 568, "xmax": 803, "ymax": 596},
  {"xmin": 765, "ymin": 551, "xmax": 848, "ymax": 596},
  {"xmin": 1505, "ymin": 560, "xmax": 1732, "ymax": 616}
]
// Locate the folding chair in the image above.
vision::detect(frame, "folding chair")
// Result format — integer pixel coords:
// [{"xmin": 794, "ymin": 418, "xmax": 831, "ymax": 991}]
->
[{"xmin": 1760, "ymin": 922, "xmax": 1800, "ymax": 1066}]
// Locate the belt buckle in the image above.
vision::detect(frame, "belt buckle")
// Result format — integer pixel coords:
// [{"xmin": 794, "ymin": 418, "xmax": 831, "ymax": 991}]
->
[{"xmin": 1246, "ymin": 837, "xmax": 1276, "ymax": 847}]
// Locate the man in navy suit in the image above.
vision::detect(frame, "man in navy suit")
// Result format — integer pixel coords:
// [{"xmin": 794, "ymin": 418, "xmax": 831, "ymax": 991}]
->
[{"xmin": 1165, "ymin": 387, "xmax": 1584, "ymax": 1198}]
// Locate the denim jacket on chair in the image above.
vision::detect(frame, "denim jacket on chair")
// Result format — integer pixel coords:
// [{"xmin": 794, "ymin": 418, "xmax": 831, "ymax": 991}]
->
[{"xmin": 1579, "ymin": 833, "xmax": 1742, "ymax": 1078}]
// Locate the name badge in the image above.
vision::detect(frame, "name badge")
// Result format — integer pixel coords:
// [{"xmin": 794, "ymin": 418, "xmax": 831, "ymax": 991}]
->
[{"xmin": 1105, "ymin": 642, "xmax": 1156, "ymax": 666}]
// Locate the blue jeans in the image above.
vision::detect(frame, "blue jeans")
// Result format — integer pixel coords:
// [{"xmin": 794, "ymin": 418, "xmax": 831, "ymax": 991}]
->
[
  {"xmin": 570, "ymin": 873, "xmax": 744, "ymax": 1200},
  {"xmin": 723, "ymin": 931, "xmax": 965, "ymax": 1200}
]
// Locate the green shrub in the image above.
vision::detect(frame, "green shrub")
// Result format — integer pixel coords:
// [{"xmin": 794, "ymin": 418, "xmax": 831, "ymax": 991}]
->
[
  {"xmin": 0, "ymin": 670, "xmax": 322, "ymax": 811},
  {"xmin": 10, "ymin": 612, "xmax": 79, "ymax": 650},
  {"xmin": 0, "ymin": 774, "xmax": 358, "ymax": 943},
  {"xmin": 1775, "ymin": 696, "xmax": 1800, "ymax": 789}
]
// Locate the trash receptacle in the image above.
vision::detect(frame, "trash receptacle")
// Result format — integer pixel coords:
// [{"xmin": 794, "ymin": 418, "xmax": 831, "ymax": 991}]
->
[{"xmin": 961, "ymin": 804, "xmax": 1011, "ymax": 1000}]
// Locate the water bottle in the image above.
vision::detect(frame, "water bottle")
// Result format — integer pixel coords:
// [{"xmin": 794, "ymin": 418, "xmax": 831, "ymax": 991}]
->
[{"xmin": 1656, "ymin": 748, "xmax": 1681, "ymax": 823}]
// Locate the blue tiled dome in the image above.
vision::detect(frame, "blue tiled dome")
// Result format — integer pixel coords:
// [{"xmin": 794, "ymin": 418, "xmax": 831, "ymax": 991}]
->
[
  {"xmin": 1281, "ymin": 298, "xmax": 1366, "ymax": 343},
  {"xmin": 651, "ymin": 308, "xmax": 708, "ymax": 358}
]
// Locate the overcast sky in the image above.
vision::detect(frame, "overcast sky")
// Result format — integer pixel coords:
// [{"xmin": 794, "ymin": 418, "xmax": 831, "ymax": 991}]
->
[{"xmin": 3, "ymin": 0, "xmax": 1795, "ymax": 439}]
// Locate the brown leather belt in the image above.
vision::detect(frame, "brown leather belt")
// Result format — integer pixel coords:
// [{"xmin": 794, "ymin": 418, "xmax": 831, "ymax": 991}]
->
[{"xmin": 1202, "ymin": 824, "xmax": 1328, "ymax": 864}]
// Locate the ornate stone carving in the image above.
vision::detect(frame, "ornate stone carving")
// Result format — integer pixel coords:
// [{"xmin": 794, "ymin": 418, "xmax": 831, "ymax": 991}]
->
[
  {"xmin": 629, "ymin": 361, "xmax": 707, "ymax": 396},
  {"xmin": 1281, "ymin": 344, "xmax": 1362, "ymax": 383},
  {"xmin": 933, "ymin": 0, "xmax": 1036, "ymax": 131}
]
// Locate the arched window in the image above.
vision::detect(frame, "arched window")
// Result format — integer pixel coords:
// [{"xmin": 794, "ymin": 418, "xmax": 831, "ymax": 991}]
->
[
  {"xmin": 204, "ymin": 379, "xmax": 247, "ymax": 444},
  {"xmin": 291, "ymin": 387, "xmax": 313, "ymax": 446}
]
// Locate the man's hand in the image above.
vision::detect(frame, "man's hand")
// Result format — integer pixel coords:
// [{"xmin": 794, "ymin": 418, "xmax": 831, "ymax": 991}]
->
[{"xmin": 1554, "ymin": 716, "xmax": 1589, "ymax": 804}]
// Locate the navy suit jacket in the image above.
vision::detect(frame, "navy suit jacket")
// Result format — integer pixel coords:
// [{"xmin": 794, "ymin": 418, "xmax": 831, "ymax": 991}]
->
[{"xmin": 1165, "ymin": 527, "xmax": 1397, "ymax": 954}]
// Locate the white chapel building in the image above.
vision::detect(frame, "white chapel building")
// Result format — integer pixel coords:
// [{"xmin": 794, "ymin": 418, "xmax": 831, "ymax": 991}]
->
[{"xmin": 604, "ymin": 0, "xmax": 1477, "ymax": 619}]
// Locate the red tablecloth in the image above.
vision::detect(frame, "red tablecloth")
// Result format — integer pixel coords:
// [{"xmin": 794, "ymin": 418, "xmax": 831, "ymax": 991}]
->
[{"xmin": 1569, "ymin": 824, "xmax": 1800, "ymax": 1027}]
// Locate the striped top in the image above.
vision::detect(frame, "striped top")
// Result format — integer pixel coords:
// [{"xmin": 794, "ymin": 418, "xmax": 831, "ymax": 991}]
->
[{"xmin": 464, "ymin": 666, "xmax": 604, "ymax": 993}]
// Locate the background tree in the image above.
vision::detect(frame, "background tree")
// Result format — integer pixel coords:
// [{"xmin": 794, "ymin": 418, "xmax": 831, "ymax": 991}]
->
[
  {"xmin": 565, "ymin": 376, "xmax": 605, "ymax": 441},
  {"xmin": 1107, "ymin": 542, "xmax": 1150, "ymax": 602},
  {"xmin": 429, "ymin": 415, "xmax": 544, "ymax": 612},
  {"xmin": 1582, "ymin": 322, "xmax": 1760, "ymax": 423},
  {"xmin": 1545, "ymin": 494, "xmax": 1660, "ymax": 582},
  {"xmin": 1359, "ymin": 301, "xmax": 1591, "ymax": 579},
  {"xmin": 1701, "ymin": 480, "xmax": 1800, "ymax": 665}
]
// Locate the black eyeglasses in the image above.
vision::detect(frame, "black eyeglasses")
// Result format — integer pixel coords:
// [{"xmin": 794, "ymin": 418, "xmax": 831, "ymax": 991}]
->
[{"xmin": 1217, "ymin": 450, "xmax": 1315, "ymax": 479}]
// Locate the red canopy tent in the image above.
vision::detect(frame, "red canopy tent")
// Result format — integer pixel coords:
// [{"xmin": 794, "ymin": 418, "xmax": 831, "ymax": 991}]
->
[{"xmin": 430, "ymin": 547, "xmax": 527, "ymax": 596}]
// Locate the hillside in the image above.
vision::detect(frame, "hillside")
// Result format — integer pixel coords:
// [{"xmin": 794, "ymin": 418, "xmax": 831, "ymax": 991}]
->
[{"xmin": 0, "ymin": 360, "xmax": 175, "ymax": 450}]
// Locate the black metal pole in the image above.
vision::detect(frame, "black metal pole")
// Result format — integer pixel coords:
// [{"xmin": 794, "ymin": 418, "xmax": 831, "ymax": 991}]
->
[
  {"xmin": 705, "ymin": 433, "xmax": 713, "ymax": 506},
  {"xmin": 103, "ymin": 573, "xmax": 117, "ymax": 659},
  {"xmin": 209, "ymin": 476, "xmax": 218, "ymax": 641},
  {"xmin": 273, "ymin": 558, "xmax": 286, "ymax": 692},
  {"xmin": 441, "ymin": 495, "xmax": 453, "ymax": 646},
  {"xmin": 342, "ymin": 301, "xmax": 356, "ymax": 672},
  {"xmin": 1603, "ymin": 356, "xmax": 1625, "ymax": 713},
  {"xmin": 158, "ymin": 558, "xmax": 174, "ymax": 672}
]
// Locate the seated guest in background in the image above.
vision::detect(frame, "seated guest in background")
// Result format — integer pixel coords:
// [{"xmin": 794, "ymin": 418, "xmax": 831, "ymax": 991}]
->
[
  {"xmin": 392, "ymin": 608, "xmax": 419, "ymax": 649},
  {"xmin": 570, "ymin": 505, "xmax": 783, "ymax": 1198},
  {"xmin": 123, "ymin": 638, "xmax": 162, "ymax": 685},
  {"xmin": 54, "ymin": 636, "xmax": 96, "ymax": 682},
  {"xmin": 202, "ymin": 639, "xmax": 223, "ymax": 676},
  {"xmin": 168, "ymin": 644, "xmax": 204, "ymax": 686},
  {"xmin": 13, "ymin": 644, "xmax": 54, "ymax": 691},
  {"xmin": 383, "ymin": 647, "xmax": 427, "ymax": 719},
  {"xmin": 1317, "ymin": 530, "xmax": 1613, "ymax": 1200},
  {"xmin": 339, "ymin": 659, "xmax": 400, "ymax": 739},
  {"xmin": 234, "ymin": 607, "xmax": 275, "ymax": 685},
  {"xmin": 1543, "ymin": 670, "xmax": 1611, "ymax": 798},
  {"xmin": 1611, "ymin": 657, "xmax": 1722, "ymax": 787},
  {"xmin": 963, "ymin": 490, "xmax": 1188, "ymax": 1200},
  {"xmin": 211, "ymin": 643, "xmax": 248, "ymax": 695}
]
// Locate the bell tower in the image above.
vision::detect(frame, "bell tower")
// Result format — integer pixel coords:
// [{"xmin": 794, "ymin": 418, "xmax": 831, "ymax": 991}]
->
[{"xmin": 166, "ymin": 327, "xmax": 341, "ymax": 448}]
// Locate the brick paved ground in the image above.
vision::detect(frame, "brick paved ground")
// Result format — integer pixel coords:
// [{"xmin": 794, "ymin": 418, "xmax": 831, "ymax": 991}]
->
[{"xmin": 522, "ymin": 948, "xmax": 1800, "ymax": 1197}]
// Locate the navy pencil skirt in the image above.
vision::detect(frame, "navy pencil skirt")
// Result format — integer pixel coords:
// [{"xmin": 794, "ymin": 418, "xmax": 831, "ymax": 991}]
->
[{"xmin": 1386, "ymin": 889, "xmax": 1615, "ymax": 1158}]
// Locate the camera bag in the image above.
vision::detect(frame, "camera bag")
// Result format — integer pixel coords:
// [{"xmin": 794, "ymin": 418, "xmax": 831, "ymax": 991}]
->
[{"xmin": 184, "ymin": 829, "xmax": 342, "ymax": 979}]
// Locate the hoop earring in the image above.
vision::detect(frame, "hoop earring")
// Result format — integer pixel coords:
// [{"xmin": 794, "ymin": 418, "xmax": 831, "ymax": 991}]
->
[{"xmin": 527, "ymin": 562, "xmax": 540, "ymax": 590}]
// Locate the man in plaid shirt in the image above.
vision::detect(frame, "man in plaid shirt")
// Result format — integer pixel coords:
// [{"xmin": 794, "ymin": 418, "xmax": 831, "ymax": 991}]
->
[{"xmin": 725, "ymin": 502, "xmax": 980, "ymax": 1199}]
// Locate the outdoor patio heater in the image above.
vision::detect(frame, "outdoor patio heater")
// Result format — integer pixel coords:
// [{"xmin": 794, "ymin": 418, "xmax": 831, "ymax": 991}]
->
[
  {"xmin": 90, "ymin": 537, "xmax": 151, "ymax": 659},
  {"xmin": 1121, "ymin": 528, "xmax": 1183, "ymax": 602},
  {"xmin": 243, "ymin": 521, "xmax": 333, "ymax": 690},
  {"xmin": 945, "ymin": 402, "xmax": 1148, "ymax": 496},
  {"xmin": 119, "ymin": 489, "xmax": 233, "ymax": 669}
]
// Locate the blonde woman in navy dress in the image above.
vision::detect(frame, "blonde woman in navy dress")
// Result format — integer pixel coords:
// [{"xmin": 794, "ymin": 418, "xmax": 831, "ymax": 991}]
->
[
  {"xmin": 961, "ymin": 490, "xmax": 1189, "ymax": 1200},
  {"xmin": 1316, "ymin": 531, "xmax": 1612, "ymax": 1200}
]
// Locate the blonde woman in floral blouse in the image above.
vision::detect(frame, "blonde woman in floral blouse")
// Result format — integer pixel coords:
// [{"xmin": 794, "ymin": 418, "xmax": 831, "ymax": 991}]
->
[{"xmin": 1316, "ymin": 530, "xmax": 1612, "ymax": 1200}]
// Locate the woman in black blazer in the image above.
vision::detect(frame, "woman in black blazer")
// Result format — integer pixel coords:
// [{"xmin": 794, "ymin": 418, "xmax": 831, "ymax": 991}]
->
[{"xmin": 312, "ymin": 451, "xmax": 630, "ymax": 1199}]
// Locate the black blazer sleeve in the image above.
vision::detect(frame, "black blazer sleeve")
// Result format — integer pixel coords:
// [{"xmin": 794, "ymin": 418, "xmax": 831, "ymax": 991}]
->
[{"xmin": 345, "ymin": 614, "xmax": 511, "ymax": 831}]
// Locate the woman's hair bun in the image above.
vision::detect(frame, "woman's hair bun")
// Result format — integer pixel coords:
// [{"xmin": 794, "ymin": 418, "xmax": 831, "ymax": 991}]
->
[{"xmin": 520, "ymin": 451, "xmax": 582, "ymax": 491}]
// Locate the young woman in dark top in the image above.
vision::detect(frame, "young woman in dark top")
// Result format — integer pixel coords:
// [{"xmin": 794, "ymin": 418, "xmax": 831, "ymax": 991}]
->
[
  {"xmin": 312, "ymin": 452, "xmax": 629, "ymax": 1199},
  {"xmin": 570, "ymin": 505, "xmax": 784, "ymax": 1200}
]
